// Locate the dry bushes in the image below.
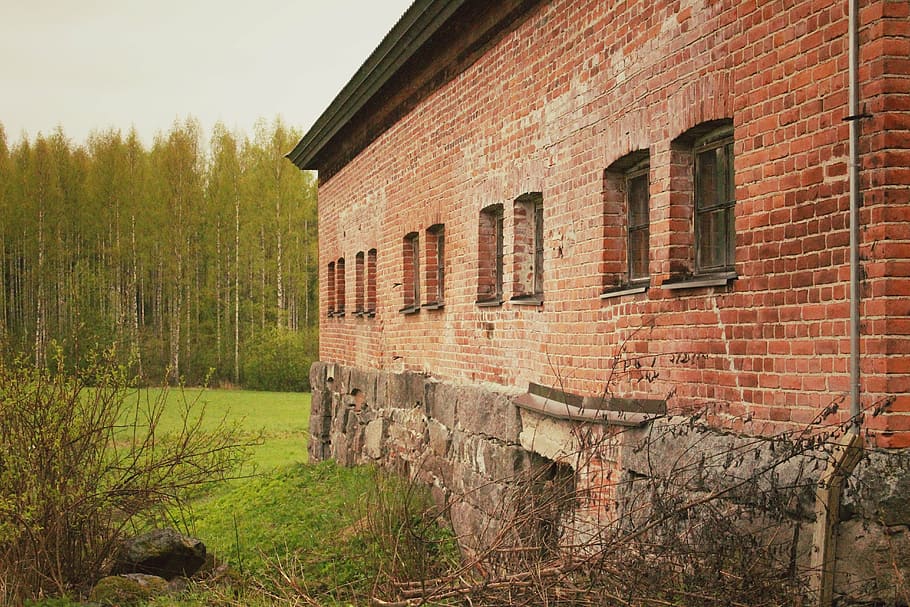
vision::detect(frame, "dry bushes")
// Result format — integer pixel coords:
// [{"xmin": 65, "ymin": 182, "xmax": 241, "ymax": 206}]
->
[{"xmin": 0, "ymin": 350, "xmax": 251, "ymax": 603}]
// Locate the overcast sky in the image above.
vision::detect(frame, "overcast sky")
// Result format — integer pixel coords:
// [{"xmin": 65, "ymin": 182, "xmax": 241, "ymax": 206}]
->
[{"xmin": 0, "ymin": 0, "xmax": 414, "ymax": 146}]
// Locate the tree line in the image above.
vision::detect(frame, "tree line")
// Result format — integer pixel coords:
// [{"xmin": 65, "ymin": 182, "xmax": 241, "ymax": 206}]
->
[{"xmin": 0, "ymin": 118, "xmax": 318, "ymax": 389}]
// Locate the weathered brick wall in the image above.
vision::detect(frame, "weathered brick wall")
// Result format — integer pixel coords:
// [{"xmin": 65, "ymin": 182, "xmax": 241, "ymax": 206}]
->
[{"xmin": 315, "ymin": 0, "xmax": 910, "ymax": 444}]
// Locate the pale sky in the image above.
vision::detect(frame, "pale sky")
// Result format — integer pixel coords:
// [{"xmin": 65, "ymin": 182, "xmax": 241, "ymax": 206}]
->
[{"xmin": 0, "ymin": 0, "xmax": 414, "ymax": 146}]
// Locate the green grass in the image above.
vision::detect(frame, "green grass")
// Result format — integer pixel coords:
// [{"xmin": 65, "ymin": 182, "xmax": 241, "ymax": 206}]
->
[
  {"xmin": 30, "ymin": 388, "xmax": 455, "ymax": 607},
  {"xmin": 141, "ymin": 389, "xmax": 386, "ymax": 605},
  {"xmin": 124, "ymin": 388, "xmax": 311, "ymax": 472}
]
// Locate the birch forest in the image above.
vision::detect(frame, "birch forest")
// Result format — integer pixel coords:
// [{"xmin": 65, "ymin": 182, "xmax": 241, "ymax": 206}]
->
[{"xmin": 0, "ymin": 118, "xmax": 318, "ymax": 390}]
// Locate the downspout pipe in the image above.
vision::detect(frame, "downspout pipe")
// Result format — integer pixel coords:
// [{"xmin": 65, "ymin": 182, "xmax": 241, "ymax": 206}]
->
[
  {"xmin": 810, "ymin": 5, "xmax": 868, "ymax": 605},
  {"xmin": 847, "ymin": 0, "xmax": 863, "ymax": 432}
]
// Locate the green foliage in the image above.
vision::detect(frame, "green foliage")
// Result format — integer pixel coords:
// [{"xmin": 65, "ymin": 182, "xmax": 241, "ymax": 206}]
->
[
  {"xmin": 181, "ymin": 462, "xmax": 457, "ymax": 607},
  {"xmin": 360, "ymin": 471, "xmax": 461, "ymax": 594},
  {"xmin": 89, "ymin": 575, "xmax": 168, "ymax": 606},
  {"xmin": 241, "ymin": 327, "xmax": 317, "ymax": 392},
  {"xmin": 0, "ymin": 119, "xmax": 319, "ymax": 390},
  {"xmin": 0, "ymin": 350, "xmax": 253, "ymax": 603},
  {"xmin": 17, "ymin": 388, "xmax": 458, "ymax": 607}
]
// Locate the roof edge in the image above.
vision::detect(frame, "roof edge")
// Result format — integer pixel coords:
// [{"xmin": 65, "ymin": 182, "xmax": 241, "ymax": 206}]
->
[{"xmin": 287, "ymin": 0, "xmax": 466, "ymax": 170}]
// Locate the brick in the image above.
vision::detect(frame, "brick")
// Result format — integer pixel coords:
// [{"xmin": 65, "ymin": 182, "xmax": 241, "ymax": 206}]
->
[{"xmin": 304, "ymin": 0, "xmax": 910, "ymax": 449}]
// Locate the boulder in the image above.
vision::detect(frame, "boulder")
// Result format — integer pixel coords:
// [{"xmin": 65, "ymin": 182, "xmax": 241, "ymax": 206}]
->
[{"xmin": 112, "ymin": 528, "xmax": 206, "ymax": 580}]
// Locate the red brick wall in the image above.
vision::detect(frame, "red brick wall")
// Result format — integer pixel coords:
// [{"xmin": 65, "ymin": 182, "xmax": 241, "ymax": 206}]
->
[{"xmin": 314, "ymin": 0, "xmax": 910, "ymax": 445}]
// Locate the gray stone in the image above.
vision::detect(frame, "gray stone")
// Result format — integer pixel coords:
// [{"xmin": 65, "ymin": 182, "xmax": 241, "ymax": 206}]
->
[
  {"xmin": 386, "ymin": 371, "xmax": 427, "ymax": 410},
  {"xmin": 426, "ymin": 380, "xmax": 457, "ymax": 429},
  {"xmin": 309, "ymin": 361, "xmax": 328, "ymax": 392},
  {"xmin": 364, "ymin": 418, "xmax": 386, "ymax": 460},
  {"xmin": 112, "ymin": 529, "xmax": 206, "ymax": 580},
  {"xmin": 847, "ymin": 448, "xmax": 910, "ymax": 526},
  {"xmin": 449, "ymin": 500, "xmax": 506, "ymax": 555},
  {"xmin": 375, "ymin": 371, "xmax": 391, "ymax": 409},
  {"xmin": 308, "ymin": 433, "xmax": 328, "ymax": 462},
  {"xmin": 479, "ymin": 440, "xmax": 532, "ymax": 481},
  {"xmin": 304, "ymin": 362, "xmax": 910, "ymax": 607},
  {"xmin": 418, "ymin": 453, "xmax": 455, "ymax": 490},
  {"xmin": 835, "ymin": 519, "xmax": 910, "ymax": 604},
  {"xmin": 427, "ymin": 419, "xmax": 451, "ymax": 457},
  {"xmin": 455, "ymin": 385, "xmax": 522, "ymax": 443},
  {"xmin": 620, "ymin": 418, "xmax": 818, "ymax": 519}
]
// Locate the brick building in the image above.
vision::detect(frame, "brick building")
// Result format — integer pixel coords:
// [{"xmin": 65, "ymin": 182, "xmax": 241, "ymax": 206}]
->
[{"xmin": 290, "ymin": 0, "xmax": 910, "ymax": 602}]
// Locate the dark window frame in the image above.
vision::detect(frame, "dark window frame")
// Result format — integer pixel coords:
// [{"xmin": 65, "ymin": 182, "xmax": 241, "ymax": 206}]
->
[
  {"xmin": 327, "ymin": 261, "xmax": 336, "ymax": 316},
  {"xmin": 335, "ymin": 257, "xmax": 346, "ymax": 317},
  {"xmin": 401, "ymin": 232, "xmax": 420, "ymax": 314},
  {"xmin": 694, "ymin": 126, "xmax": 735, "ymax": 275},
  {"xmin": 366, "ymin": 248, "xmax": 377, "ymax": 317},
  {"xmin": 511, "ymin": 192, "xmax": 544, "ymax": 304},
  {"xmin": 424, "ymin": 224, "xmax": 445, "ymax": 309},
  {"xmin": 533, "ymin": 198, "xmax": 544, "ymax": 297},
  {"xmin": 626, "ymin": 159, "xmax": 650, "ymax": 284},
  {"xmin": 354, "ymin": 251, "xmax": 365, "ymax": 316},
  {"xmin": 477, "ymin": 204, "xmax": 504, "ymax": 306}
]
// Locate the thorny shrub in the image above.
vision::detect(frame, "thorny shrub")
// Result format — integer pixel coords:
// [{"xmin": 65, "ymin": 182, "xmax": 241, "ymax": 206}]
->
[
  {"xmin": 360, "ymin": 332, "xmax": 905, "ymax": 607},
  {"xmin": 0, "ymin": 348, "xmax": 253, "ymax": 603}
]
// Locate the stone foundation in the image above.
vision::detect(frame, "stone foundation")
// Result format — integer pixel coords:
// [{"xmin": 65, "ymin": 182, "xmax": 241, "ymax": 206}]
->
[{"xmin": 309, "ymin": 361, "xmax": 910, "ymax": 605}]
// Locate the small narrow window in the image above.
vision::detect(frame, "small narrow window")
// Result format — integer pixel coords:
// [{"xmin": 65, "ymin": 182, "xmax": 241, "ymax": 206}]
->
[
  {"xmin": 512, "ymin": 192, "xmax": 543, "ymax": 303},
  {"xmin": 401, "ymin": 232, "xmax": 420, "ymax": 314},
  {"xmin": 424, "ymin": 224, "xmax": 445, "ymax": 309},
  {"xmin": 533, "ymin": 199, "xmax": 544, "ymax": 296},
  {"xmin": 602, "ymin": 149, "xmax": 650, "ymax": 297},
  {"xmin": 354, "ymin": 251, "xmax": 365, "ymax": 316},
  {"xmin": 665, "ymin": 119, "xmax": 735, "ymax": 288},
  {"xmin": 695, "ymin": 128, "xmax": 735, "ymax": 273},
  {"xmin": 477, "ymin": 204, "xmax": 504, "ymax": 305},
  {"xmin": 627, "ymin": 162, "xmax": 650, "ymax": 282},
  {"xmin": 366, "ymin": 248, "xmax": 377, "ymax": 316},
  {"xmin": 327, "ymin": 261, "xmax": 336, "ymax": 316},
  {"xmin": 335, "ymin": 257, "xmax": 346, "ymax": 316}
]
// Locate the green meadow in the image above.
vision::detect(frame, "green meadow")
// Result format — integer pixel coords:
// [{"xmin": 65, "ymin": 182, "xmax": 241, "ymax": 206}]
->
[{"xmin": 126, "ymin": 388, "xmax": 312, "ymax": 472}]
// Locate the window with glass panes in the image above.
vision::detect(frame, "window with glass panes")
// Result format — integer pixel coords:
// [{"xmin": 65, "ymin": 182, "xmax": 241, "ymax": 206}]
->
[
  {"xmin": 694, "ymin": 128, "xmax": 735, "ymax": 273},
  {"xmin": 626, "ymin": 161, "xmax": 650, "ymax": 282}
]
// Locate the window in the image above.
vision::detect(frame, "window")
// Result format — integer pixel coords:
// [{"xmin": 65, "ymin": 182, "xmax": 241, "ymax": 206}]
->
[
  {"xmin": 366, "ymin": 248, "xmax": 377, "ymax": 316},
  {"xmin": 327, "ymin": 261, "xmax": 336, "ymax": 316},
  {"xmin": 694, "ymin": 127, "xmax": 735, "ymax": 273},
  {"xmin": 424, "ymin": 225, "xmax": 445, "ymax": 309},
  {"xmin": 401, "ymin": 232, "xmax": 420, "ymax": 314},
  {"xmin": 354, "ymin": 251, "xmax": 365, "ymax": 316},
  {"xmin": 603, "ymin": 150, "xmax": 650, "ymax": 295},
  {"xmin": 335, "ymin": 257, "xmax": 345, "ymax": 316},
  {"xmin": 626, "ymin": 162, "xmax": 650, "ymax": 282},
  {"xmin": 512, "ymin": 193, "xmax": 544, "ymax": 301},
  {"xmin": 664, "ymin": 119, "xmax": 735, "ymax": 289},
  {"xmin": 477, "ymin": 204, "xmax": 504, "ymax": 305}
]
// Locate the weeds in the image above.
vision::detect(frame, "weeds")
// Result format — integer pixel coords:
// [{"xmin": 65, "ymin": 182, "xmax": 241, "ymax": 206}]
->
[{"xmin": 0, "ymin": 349, "xmax": 254, "ymax": 603}]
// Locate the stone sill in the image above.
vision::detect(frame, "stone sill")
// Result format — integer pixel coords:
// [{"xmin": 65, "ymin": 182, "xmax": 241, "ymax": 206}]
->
[
  {"xmin": 422, "ymin": 302, "xmax": 445, "ymax": 310},
  {"xmin": 513, "ymin": 392, "xmax": 657, "ymax": 427},
  {"xmin": 510, "ymin": 295, "xmax": 543, "ymax": 306},
  {"xmin": 600, "ymin": 282, "xmax": 649, "ymax": 300},
  {"xmin": 398, "ymin": 305, "xmax": 420, "ymax": 315},
  {"xmin": 661, "ymin": 271, "xmax": 737, "ymax": 291},
  {"xmin": 475, "ymin": 299, "xmax": 503, "ymax": 308}
]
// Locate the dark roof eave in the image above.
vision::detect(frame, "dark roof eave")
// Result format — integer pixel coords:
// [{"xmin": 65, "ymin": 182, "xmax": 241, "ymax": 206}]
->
[{"xmin": 286, "ymin": 0, "xmax": 466, "ymax": 171}]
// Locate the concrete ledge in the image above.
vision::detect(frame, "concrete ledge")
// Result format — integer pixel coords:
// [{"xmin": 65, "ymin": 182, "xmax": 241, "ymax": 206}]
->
[{"xmin": 512, "ymin": 392, "xmax": 657, "ymax": 427}]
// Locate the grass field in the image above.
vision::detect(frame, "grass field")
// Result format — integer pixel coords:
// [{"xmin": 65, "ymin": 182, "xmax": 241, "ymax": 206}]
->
[
  {"xmin": 125, "ymin": 387, "xmax": 311, "ymax": 472},
  {"xmin": 25, "ymin": 387, "xmax": 449, "ymax": 607}
]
